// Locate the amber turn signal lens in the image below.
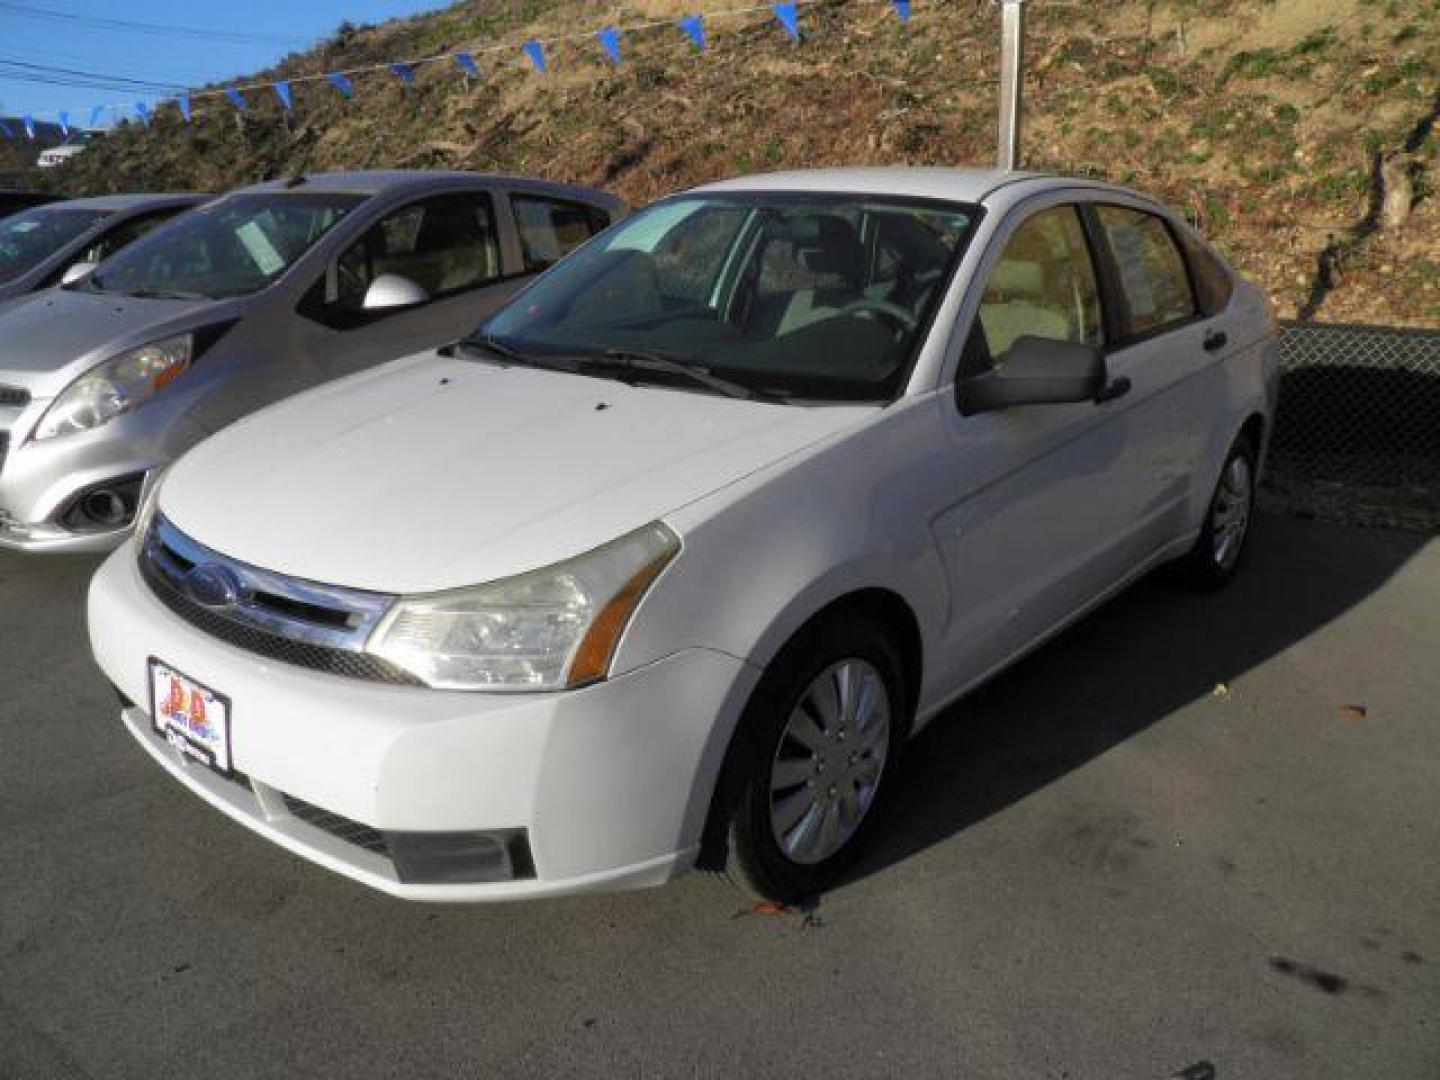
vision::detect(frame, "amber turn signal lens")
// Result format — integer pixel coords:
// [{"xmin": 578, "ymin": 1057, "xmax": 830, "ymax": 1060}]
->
[{"xmin": 566, "ymin": 547, "xmax": 677, "ymax": 686}]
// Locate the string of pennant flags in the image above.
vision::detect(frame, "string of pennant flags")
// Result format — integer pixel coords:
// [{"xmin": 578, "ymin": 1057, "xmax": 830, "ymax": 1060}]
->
[{"xmin": 0, "ymin": 0, "xmax": 916, "ymax": 140}]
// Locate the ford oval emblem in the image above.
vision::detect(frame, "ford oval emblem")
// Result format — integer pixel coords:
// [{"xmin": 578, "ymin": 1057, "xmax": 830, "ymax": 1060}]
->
[{"xmin": 183, "ymin": 564, "xmax": 243, "ymax": 609}]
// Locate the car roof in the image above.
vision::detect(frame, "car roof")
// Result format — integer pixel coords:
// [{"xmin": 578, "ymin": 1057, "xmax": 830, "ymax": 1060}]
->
[
  {"xmin": 231, "ymin": 170, "xmax": 625, "ymax": 209},
  {"xmin": 690, "ymin": 167, "xmax": 1169, "ymax": 212},
  {"xmin": 40, "ymin": 193, "xmax": 207, "ymax": 212},
  {"xmin": 692, "ymin": 167, "xmax": 1048, "ymax": 204}
]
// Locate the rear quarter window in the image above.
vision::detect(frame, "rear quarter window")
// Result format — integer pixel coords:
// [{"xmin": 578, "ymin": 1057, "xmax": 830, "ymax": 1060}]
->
[{"xmin": 1175, "ymin": 226, "xmax": 1235, "ymax": 316}]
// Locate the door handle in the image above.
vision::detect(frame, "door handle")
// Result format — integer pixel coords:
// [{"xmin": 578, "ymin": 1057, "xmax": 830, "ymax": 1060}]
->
[
  {"xmin": 1203, "ymin": 330, "xmax": 1228, "ymax": 352},
  {"xmin": 1095, "ymin": 376, "xmax": 1131, "ymax": 404}
]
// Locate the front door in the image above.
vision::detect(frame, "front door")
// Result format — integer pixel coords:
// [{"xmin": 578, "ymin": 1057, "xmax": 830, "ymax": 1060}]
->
[
  {"xmin": 930, "ymin": 201, "xmax": 1141, "ymax": 698},
  {"xmin": 296, "ymin": 190, "xmax": 526, "ymax": 381}
]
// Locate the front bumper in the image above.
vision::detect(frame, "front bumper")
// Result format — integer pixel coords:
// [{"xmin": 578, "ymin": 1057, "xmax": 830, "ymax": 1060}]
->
[
  {"xmin": 89, "ymin": 545, "xmax": 759, "ymax": 902},
  {"xmin": 0, "ymin": 394, "xmax": 203, "ymax": 554},
  {"xmin": 0, "ymin": 515, "xmax": 131, "ymax": 554}
]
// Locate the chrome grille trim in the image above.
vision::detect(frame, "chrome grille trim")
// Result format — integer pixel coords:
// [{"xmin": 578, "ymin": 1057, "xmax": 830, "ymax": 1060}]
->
[
  {"xmin": 144, "ymin": 514, "xmax": 394, "ymax": 650},
  {"xmin": 139, "ymin": 515, "xmax": 425, "ymax": 686}
]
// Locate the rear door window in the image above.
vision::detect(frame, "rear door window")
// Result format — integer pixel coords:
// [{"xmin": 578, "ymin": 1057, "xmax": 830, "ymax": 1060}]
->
[
  {"xmin": 512, "ymin": 196, "xmax": 607, "ymax": 272},
  {"xmin": 1094, "ymin": 205, "xmax": 1197, "ymax": 337}
]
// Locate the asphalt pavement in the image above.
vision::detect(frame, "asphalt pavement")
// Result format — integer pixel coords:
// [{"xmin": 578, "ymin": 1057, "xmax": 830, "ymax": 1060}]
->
[{"xmin": 1, "ymin": 513, "xmax": 1437, "ymax": 1080}]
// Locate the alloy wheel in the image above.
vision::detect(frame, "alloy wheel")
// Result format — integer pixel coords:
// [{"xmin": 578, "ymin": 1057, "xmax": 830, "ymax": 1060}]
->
[{"xmin": 1211, "ymin": 453, "xmax": 1253, "ymax": 571}]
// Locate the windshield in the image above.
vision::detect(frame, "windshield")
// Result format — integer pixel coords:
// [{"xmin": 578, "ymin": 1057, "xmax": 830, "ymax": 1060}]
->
[
  {"xmin": 81, "ymin": 192, "xmax": 365, "ymax": 299},
  {"xmin": 478, "ymin": 193, "xmax": 978, "ymax": 401},
  {"xmin": 0, "ymin": 206, "xmax": 110, "ymax": 284}
]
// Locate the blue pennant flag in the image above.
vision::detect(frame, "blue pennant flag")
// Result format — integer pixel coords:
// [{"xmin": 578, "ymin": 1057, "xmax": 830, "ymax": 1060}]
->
[
  {"xmin": 88, "ymin": 105, "xmax": 105, "ymax": 129},
  {"xmin": 522, "ymin": 39, "xmax": 546, "ymax": 73},
  {"xmin": 773, "ymin": 2, "xmax": 800, "ymax": 42},
  {"xmin": 274, "ymin": 81, "xmax": 293, "ymax": 110},
  {"xmin": 389, "ymin": 62, "xmax": 416, "ymax": 85},
  {"xmin": 892, "ymin": 0, "xmax": 910, "ymax": 20},
  {"xmin": 58, "ymin": 111, "xmax": 70, "ymax": 136},
  {"xmin": 327, "ymin": 72, "xmax": 355, "ymax": 98},
  {"xmin": 679, "ymin": 15, "xmax": 706, "ymax": 51},
  {"xmin": 134, "ymin": 101, "xmax": 151, "ymax": 126},
  {"xmin": 22, "ymin": 114, "xmax": 35, "ymax": 139},
  {"xmin": 455, "ymin": 52, "xmax": 480, "ymax": 78},
  {"xmin": 598, "ymin": 27, "xmax": 622, "ymax": 65},
  {"xmin": 226, "ymin": 88, "xmax": 247, "ymax": 111},
  {"xmin": 177, "ymin": 95, "xmax": 192, "ymax": 122}
]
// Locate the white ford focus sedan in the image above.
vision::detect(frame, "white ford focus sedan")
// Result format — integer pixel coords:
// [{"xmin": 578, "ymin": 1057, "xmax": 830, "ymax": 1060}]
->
[{"xmin": 88, "ymin": 168, "xmax": 1278, "ymax": 903}]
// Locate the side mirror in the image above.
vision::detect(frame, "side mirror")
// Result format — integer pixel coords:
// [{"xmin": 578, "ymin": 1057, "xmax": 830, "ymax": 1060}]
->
[
  {"xmin": 61, "ymin": 261, "xmax": 99, "ymax": 286},
  {"xmin": 959, "ymin": 335, "xmax": 1106, "ymax": 415},
  {"xmin": 362, "ymin": 273, "xmax": 430, "ymax": 311}
]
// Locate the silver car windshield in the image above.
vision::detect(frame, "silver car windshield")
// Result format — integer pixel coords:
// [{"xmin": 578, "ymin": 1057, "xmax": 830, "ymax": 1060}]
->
[
  {"xmin": 478, "ymin": 194, "xmax": 979, "ymax": 402},
  {"xmin": 0, "ymin": 206, "xmax": 110, "ymax": 284},
  {"xmin": 80, "ymin": 192, "xmax": 365, "ymax": 300}
]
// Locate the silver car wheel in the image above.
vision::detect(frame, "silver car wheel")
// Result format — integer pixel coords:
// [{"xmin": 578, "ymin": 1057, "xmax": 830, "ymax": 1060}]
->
[
  {"xmin": 1211, "ymin": 454, "xmax": 1253, "ymax": 571},
  {"xmin": 768, "ymin": 658, "xmax": 891, "ymax": 866}
]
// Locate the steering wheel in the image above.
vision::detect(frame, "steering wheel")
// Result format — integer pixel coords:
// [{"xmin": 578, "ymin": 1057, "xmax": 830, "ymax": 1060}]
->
[{"xmin": 837, "ymin": 297, "xmax": 919, "ymax": 332}]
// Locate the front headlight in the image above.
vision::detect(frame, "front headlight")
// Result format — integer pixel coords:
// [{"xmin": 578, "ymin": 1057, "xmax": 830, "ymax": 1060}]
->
[
  {"xmin": 33, "ymin": 333, "xmax": 193, "ymax": 441},
  {"xmin": 366, "ymin": 523, "xmax": 680, "ymax": 692},
  {"xmin": 131, "ymin": 467, "xmax": 168, "ymax": 543}
]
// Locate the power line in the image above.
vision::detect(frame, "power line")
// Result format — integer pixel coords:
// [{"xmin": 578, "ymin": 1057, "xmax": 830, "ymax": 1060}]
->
[
  {"xmin": 0, "ymin": 1, "xmax": 310, "ymax": 47},
  {"xmin": 0, "ymin": 57, "xmax": 188, "ymax": 92},
  {"xmin": 0, "ymin": 44, "xmax": 221, "ymax": 85}
]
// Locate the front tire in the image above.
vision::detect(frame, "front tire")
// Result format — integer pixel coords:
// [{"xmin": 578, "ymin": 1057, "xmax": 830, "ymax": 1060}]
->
[
  {"xmin": 719, "ymin": 616, "xmax": 910, "ymax": 903},
  {"xmin": 1185, "ymin": 431, "xmax": 1257, "ymax": 590}
]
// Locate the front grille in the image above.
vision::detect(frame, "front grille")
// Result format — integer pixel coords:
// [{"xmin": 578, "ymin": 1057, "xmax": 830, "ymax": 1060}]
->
[
  {"xmin": 282, "ymin": 793, "xmax": 390, "ymax": 857},
  {"xmin": 0, "ymin": 387, "xmax": 29, "ymax": 408},
  {"xmin": 140, "ymin": 554, "xmax": 424, "ymax": 686}
]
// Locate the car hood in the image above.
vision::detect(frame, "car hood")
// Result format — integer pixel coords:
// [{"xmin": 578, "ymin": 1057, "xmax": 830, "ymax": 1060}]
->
[
  {"xmin": 0, "ymin": 288, "xmax": 225, "ymax": 396},
  {"xmin": 160, "ymin": 352, "xmax": 873, "ymax": 594}
]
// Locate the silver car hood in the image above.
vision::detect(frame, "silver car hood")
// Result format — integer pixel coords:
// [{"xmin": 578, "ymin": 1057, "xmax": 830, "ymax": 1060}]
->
[{"xmin": 0, "ymin": 288, "xmax": 229, "ymax": 397}]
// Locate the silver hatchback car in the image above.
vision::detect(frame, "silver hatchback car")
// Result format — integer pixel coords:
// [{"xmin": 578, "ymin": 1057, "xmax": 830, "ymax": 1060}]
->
[{"xmin": 0, "ymin": 170, "xmax": 624, "ymax": 552}]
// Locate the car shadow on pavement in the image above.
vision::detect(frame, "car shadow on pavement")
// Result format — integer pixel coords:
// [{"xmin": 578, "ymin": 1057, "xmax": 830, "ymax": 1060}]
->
[{"xmin": 848, "ymin": 511, "xmax": 1432, "ymax": 885}]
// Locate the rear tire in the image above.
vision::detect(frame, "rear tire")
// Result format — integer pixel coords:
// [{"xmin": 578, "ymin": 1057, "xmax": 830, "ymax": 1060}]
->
[
  {"xmin": 718, "ymin": 615, "xmax": 910, "ymax": 903},
  {"xmin": 1184, "ymin": 432, "xmax": 1257, "ymax": 591}
]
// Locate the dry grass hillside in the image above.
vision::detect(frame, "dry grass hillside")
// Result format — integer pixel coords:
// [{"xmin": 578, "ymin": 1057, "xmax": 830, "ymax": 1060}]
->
[{"xmin": 33, "ymin": 0, "xmax": 1440, "ymax": 327}]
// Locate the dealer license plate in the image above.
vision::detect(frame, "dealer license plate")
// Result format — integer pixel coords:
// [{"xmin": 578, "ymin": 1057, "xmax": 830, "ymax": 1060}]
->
[{"xmin": 149, "ymin": 658, "xmax": 232, "ymax": 775}]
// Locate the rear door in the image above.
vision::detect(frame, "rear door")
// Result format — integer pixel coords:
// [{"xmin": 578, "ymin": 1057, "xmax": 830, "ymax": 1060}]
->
[
  {"xmin": 296, "ymin": 189, "xmax": 523, "ymax": 379},
  {"xmin": 1084, "ymin": 201, "xmax": 1229, "ymax": 552}
]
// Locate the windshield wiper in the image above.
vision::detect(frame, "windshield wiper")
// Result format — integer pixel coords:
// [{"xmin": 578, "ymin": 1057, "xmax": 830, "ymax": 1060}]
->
[
  {"xmin": 124, "ymin": 288, "xmax": 208, "ymax": 300},
  {"xmin": 459, "ymin": 334, "xmax": 581, "ymax": 373},
  {"xmin": 587, "ymin": 348, "xmax": 787, "ymax": 403},
  {"xmin": 460, "ymin": 337, "xmax": 788, "ymax": 402}
]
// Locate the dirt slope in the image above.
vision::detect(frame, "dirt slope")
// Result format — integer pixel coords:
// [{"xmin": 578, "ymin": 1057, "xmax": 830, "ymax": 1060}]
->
[{"xmin": 35, "ymin": 0, "xmax": 1440, "ymax": 326}]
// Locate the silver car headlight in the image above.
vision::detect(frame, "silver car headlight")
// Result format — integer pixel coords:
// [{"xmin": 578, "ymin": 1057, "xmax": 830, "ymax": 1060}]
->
[
  {"xmin": 366, "ymin": 523, "xmax": 680, "ymax": 692},
  {"xmin": 32, "ymin": 333, "xmax": 193, "ymax": 441}
]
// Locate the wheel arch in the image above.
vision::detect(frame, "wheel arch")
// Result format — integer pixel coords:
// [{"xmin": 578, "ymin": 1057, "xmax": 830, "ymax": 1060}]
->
[{"xmin": 695, "ymin": 583, "xmax": 926, "ymax": 871}]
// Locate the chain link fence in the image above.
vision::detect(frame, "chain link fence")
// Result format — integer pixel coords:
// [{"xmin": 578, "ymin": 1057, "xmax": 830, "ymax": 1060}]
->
[{"xmin": 1264, "ymin": 322, "xmax": 1440, "ymax": 530}]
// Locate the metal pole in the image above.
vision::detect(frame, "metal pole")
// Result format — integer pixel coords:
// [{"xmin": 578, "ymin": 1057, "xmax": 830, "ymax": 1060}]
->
[{"xmin": 997, "ymin": 0, "xmax": 1027, "ymax": 171}]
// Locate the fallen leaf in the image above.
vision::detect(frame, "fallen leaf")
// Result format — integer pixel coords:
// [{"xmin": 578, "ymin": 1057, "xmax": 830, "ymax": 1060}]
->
[
  {"xmin": 1339, "ymin": 704, "xmax": 1368, "ymax": 720},
  {"xmin": 733, "ymin": 900, "xmax": 792, "ymax": 919}
]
